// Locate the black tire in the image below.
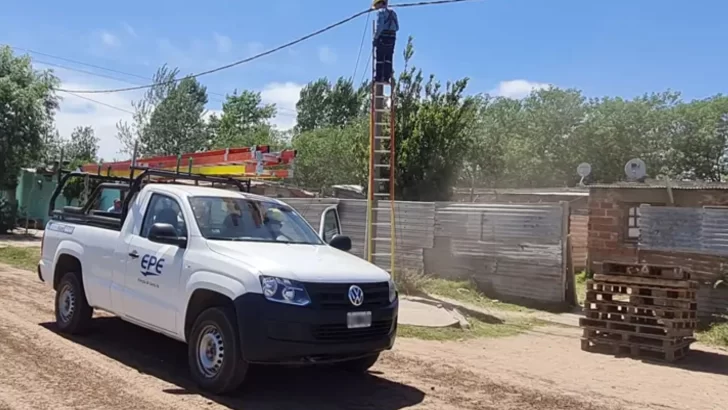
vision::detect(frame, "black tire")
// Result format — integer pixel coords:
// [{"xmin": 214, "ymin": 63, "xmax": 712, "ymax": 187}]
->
[
  {"xmin": 339, "ymin": 353, "xmax": 380, "ymax": 373},
  {"xmin": 54, "ymin": 272, "xmax": 93, "ymax": 334},
  {"xmin": 187, "ymin": 307, "xmax": 248, "ymax": 394}
]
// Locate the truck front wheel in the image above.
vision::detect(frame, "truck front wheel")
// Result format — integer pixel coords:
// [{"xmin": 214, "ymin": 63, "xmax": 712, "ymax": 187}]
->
[
  {"xmin": 188, "ymin": 307, "xmax": 248, "ymax": 394},
  {"xmin": 54, "ymin": 272, "xmax": 93, "ymax": 334},
  {"xmin": 339, "ymin": 353, "xmax": 381, "ymax": 373}
]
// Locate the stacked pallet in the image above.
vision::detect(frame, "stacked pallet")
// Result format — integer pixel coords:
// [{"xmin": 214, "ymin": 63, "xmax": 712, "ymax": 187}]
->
[{"xmin": 580, "ymin": 261, "xmax": 698, "ymax": 362}]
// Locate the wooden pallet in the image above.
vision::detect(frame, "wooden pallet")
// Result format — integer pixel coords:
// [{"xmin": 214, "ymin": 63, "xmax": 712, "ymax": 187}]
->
[
  {"xmin": 592, "ymin": 274, "xmax": 698, "ymax": 289},
  {"xmin": 581, "ymin": 328, "xmax": 694, "ymax": 348},
  {"xmin": 584, "ymin": 300, "xmax": 698, "ymax": 320},
  {"xmin": 583, "ymin": 310, "xmax": 697, "ymax": 330},
  {"xmin": 585, "ymin": 290, "xmax": 697, "ymax": 311},
  {"xmin": 586, "ymin": 280, "xmax": 697, "ymax": 301},
  {"xmin": 580, "ymin": 336, "xmax": 692, "ymax": 362},
  {"xmin": 579, "ymin": 317, "xmax": 694, "ymax": 338},
  {"xmin": 600, "ymin": 261, "xmax": 691, "ymax": 281}
]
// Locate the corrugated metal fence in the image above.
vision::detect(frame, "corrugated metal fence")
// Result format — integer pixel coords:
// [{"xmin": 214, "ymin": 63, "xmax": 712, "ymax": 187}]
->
[
  {"xmin": 640, "ymin": 206, "xmax": 728, "ymax": 256},
  {"xmin": 282, "ymin": 198, "xmax": 570, "ymax": 305}
]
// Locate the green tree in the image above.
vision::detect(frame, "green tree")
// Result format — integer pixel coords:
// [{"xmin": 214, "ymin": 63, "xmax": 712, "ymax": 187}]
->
[
  {"xmin": 143, "ymin": 77, "xmax": 209, "ymax": 155},
  {"xmin": 212, "ymin": 90, "xmax": 277, "ymax": 148},
  {"xmin": 0, "ymin": 46, "xmax": 60, "ymax": 204},
  {"xmin": 393, "ymin": 38, "xmax": 478, "ymax": 201},
  {"xmin": 292, "ymin": 119, "xmax": 368, "ymax": 192},
  {"xmin": 65, "ymin": 126, "xmax": 99, "ymax": 162},
  {"xmin": 117, "ymin": 65, "xmax": 210, "ymax": 157},
  {"xmin": 295, "ymin": 77, "xmax": 367, "ymax": 133}
]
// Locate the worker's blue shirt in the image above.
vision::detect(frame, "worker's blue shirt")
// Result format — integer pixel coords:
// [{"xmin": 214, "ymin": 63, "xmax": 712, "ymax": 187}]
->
[{"xmin": 375, "ymin": 8, "xmax": 399, "ymax": 40}]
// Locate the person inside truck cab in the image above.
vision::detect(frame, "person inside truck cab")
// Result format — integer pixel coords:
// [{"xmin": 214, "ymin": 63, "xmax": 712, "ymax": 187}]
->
[
  {"xmin": 264, "ymin": 208, "xmax": 291, "ymax": 242},
  {"xmin": 107, "ymin": 198, "xmax": 122, "ymax": 213}
]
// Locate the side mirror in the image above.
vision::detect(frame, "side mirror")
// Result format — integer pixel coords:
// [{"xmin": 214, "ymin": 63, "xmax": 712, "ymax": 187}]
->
[
  {"xmin": 148, "ymin": 223, "xmax": 187, "ymax": 248},
  {"xmin": 328, "ymin": 234, "xmax": 352, "ymax": 252}
]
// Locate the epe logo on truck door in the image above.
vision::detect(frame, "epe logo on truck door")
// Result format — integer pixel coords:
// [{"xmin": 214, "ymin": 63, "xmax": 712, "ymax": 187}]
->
[{"xmin": 140, "ymin": 254, "xmax": 165, "ymax": 277}]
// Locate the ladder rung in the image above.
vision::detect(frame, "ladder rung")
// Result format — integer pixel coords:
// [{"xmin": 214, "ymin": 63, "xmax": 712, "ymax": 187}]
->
[
  {"xmin": 374, "ymin": 178, "xmax": 389, "ymax": 182},
  {"xmin": 374, "ymin": 109, "xmax": 388, "ymax": 113},
  {"xmin": 373, "ymin": 193, "xmax": 390, "ymax": 197},
  {"xmin": 372, "ymin": 222, "xmax": 391, "ymax": 226},
  {"xmin": 375, "ymin": 136, "xmax": 391, "ymax": 140},
  {"xmin": 374, "ymin": 122, "xmax": 389, "ymax": 126},
  {"xmin": 373, "ymin": 238, "xmax": 392, "ymax": 242},
  {"xmin": 374, "ymin": 150, "xmax": 390, "ymax": 154},
  {"xmin": 374, "ymin": 208, "xmax": 393, "ymax": 211},
  {"xmin": 374, "ymin": 164, "xmax": 390, "ymax": 168},
  {"xmin": 372, "ymin": 253, "xmax": 391, "ymax": 257}
]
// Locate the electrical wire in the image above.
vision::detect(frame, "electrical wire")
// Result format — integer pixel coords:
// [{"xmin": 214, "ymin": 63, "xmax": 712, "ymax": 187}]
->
[
  {"xmin": 58, "ymin": 90, "xmax": 136, "ymax": 115},
  {"xmin": 352, "ymin": 11, "xmax": 372, "ymax": 82},
  {"xmin": 54, "ymin": 0, "xmax": 481, "ymax": 94},
  {"xmin": 27, "ymin": 55, "xmax": 296, "ymax": 114}
]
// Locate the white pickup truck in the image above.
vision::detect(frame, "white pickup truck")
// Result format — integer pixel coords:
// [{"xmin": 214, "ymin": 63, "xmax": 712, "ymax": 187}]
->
[{"xmin": 38, "ymin": 174, "xmax": 398, "ymax": 394}]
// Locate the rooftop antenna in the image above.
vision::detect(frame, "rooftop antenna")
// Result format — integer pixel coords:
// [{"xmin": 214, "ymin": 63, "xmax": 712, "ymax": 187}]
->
[
  {"xmin": 624, "ymin": 158, "xmax": 647, "ymax": 181},
  {"xmin": 576, "ymin": 162, "xmax": 592, "ymax": 186}
]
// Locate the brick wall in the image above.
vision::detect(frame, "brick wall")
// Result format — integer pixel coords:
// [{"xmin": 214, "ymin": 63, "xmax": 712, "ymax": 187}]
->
[{"xmin": 586, "ymin": 187, "xmax": 728, "ymax": 317}]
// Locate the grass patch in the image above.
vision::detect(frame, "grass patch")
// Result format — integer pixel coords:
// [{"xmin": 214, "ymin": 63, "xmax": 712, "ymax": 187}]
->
[
  {"xmin": 697, "ymin": 321, "xmax": 728, "ymax": 348},
  {"xmin": 0, "ymin": 246, "xmax": 40, "ymax": 271},
  {"xmin": 393, "ymin": 270, "xmax": 530, "ymax": 313},
  {"xmin": 398, "ymin": 315, "xmax": 542, "ymax": 341},
  {"xmin": 575, "ymin": 271, "xmax": 588, "ymax": 306}
]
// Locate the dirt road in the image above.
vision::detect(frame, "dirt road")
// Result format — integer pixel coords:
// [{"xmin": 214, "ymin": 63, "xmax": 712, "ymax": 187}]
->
[{"xmin": 0, "ymin": 263, "xmax": 725, "ymax": 410}]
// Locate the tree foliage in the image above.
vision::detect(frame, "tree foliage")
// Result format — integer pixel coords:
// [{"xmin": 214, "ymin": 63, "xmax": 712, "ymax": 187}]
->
[
  {"xmin": 212, "ymin": 90, "xmax": 277, "ymax": 148},
  {"xmin": 117, "ymin": 65, "xmax": 210, "ymax": 156},
  {"xmin": 295, "ymin": 77, "xmax": 367, "ymax": 133},
  {"xmin": 65, "ymin": 126, "xmax": 99, "ymax": 162},
  {"xmin": 0, "ymin": 46, "xmax": 59, "ymax": 198}
]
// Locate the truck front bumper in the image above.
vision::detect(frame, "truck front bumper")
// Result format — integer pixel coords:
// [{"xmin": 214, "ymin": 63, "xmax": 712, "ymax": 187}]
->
[{"xmin": 233, "ymin": 293, "xmax": 398, "ymax": 364}]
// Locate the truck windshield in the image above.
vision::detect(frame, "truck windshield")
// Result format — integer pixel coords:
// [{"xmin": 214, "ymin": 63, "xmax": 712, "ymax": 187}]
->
[{"xmin": 188, "ymin": 196, "xmax": 323, "ymax": 245}]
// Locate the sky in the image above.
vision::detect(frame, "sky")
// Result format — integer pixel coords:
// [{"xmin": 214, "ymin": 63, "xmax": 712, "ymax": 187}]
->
[{"xmin": 2, "ymin": 0, "xmax": 728, "ymax": 160}]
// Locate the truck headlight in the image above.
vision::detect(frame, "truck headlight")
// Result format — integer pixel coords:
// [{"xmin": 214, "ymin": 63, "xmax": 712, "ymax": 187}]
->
[
  {"xmin": 388, "ymin": 278, "xmax": 398, "ymax": 303},
  {"xmin": 260, "ymin": 276, "xmax": 311, "ymax": 306}
]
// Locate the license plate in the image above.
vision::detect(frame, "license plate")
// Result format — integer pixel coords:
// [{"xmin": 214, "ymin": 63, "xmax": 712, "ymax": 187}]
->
[{"xmin": 347, "ymin": 311, "xmax": 372, "ymax": 329}]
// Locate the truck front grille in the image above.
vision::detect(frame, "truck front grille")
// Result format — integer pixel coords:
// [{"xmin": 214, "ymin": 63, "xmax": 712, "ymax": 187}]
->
[{"xmin": 305, "ymin": 282, "xmax": 390, "ymax": 310}]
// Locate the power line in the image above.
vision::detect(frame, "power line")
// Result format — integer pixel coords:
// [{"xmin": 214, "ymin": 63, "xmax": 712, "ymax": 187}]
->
[
  {"xmin": 58, "ymin": 90, "xmax": 136, "ymax": 115},
  {"xmin": 352, "ymin": 10, "xmax": 372, "ymax": 82},
  {"xmin": 28, "ymin": 54, "xmax": 296, "ymax": 114},
  {"xmin": 55, "ymin": 0, "xmax": 480, "ymax": 95}
]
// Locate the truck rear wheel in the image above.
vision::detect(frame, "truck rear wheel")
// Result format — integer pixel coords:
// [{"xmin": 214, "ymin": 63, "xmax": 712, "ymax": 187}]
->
[
  {"xmin": 54, "ymin": 272, "xmax": 93, "ymax": 334},
  {"xmin": 188, "ymin": 307, "xmax": 248, "ymax": 394},
  {"xmin": 339, "ymin": 353, "xmax": 381, "ymax": 373}
]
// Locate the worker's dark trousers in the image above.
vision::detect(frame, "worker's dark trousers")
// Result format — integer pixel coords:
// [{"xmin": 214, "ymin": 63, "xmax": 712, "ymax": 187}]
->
[{"xmin": 375, "ymin": 34, "xmax": 396, "ymax": 83}]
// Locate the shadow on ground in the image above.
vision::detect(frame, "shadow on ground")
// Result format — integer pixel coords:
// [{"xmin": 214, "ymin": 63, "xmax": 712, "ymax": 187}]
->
[
  {"xmin": 583, "ymin": 342, "xmax": 728, "ymax": 377},
  {"xmin": 41, "ymin": 317, "xmax": 425, "ymax": 410},
  {"xmin": 654, "ymin": 347, "xmax": 728, "ymax": 377}
]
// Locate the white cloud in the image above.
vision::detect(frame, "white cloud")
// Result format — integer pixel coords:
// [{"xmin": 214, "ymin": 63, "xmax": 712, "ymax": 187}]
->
[
  {"xmin": 122, "ymin": 22, "xmax": 137, "ymax": 38},
  {"xmin": 318, "ymin": 46, "xmax": 337, "ymax": 65},
  {"xmin": 100, "ymin": 31, "xmax": 120, "ymax": 48},
  {"xmin": 491, "ymin": 79, "xmax": 551, "ymax": 99},
  {"xmin": 214, "ymin": 33, "xmax": 233, "ymax": 53},
  {"xmin": 260, "ymin": 82, "xmax": 303, "ymax": 130}
]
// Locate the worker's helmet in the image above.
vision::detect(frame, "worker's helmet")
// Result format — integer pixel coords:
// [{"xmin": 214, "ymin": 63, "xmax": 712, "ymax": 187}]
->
[
  {"xmin": 265, "ymin": 208, "xmax": 285, "ymax": 225},
  {"xmin": 372, "ymin": 0, "xmax": 388, "ymax": 9}
]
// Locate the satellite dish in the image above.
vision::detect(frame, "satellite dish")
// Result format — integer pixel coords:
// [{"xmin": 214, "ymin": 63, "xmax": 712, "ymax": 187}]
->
[
  {"xmin": 624, "ymin": 158, "xmax": 647, "ymax": 181},
  {"xmin": 576, "ymin": 163, "xmax": 592, "ymax": 186}
]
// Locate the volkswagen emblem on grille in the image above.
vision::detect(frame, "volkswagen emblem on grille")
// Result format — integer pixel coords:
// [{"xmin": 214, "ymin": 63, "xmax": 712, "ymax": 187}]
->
[{"xmin": 348, "ymin": 285, "xmax": 364, "ymax": 307}]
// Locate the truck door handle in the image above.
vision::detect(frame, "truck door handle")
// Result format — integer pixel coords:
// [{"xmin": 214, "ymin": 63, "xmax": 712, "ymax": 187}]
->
[{"xmin": 128, "ymin": 251, "xmax": 139, "ymax": 259}]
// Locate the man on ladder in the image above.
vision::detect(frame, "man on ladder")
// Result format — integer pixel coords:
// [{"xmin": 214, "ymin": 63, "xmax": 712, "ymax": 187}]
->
[{"xmin": 372, "ymin": 0, "xmax": 399, "ymax": 83}]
